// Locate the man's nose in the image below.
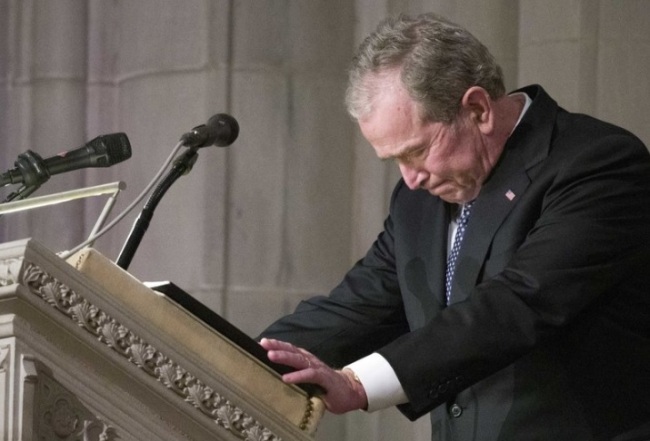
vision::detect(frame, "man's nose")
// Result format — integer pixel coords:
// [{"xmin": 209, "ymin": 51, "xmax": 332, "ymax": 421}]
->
[{"xmin": 399, "ymin": 163, "xmax": 427, "ymax": 190}]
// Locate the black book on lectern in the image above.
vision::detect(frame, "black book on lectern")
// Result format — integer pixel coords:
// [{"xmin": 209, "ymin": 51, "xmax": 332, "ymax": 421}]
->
[{"xmin": 144, "ymin": 281, "xmax": 321, "ymax": 396}]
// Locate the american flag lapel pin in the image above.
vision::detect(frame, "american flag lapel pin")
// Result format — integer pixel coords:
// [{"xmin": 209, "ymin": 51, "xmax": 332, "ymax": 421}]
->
[{"xmin": 505, "ymin": 189, "xmax": 516, "ymax": 201}]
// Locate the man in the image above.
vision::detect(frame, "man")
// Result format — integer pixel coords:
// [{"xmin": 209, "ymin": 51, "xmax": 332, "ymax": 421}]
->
[{"xmin": 260, "ymin": 13, "xmax": 650, "ymax": 441}]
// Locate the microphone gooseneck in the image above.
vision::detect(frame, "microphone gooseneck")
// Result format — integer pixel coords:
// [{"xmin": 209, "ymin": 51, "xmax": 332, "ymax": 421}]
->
[
  {"xmin": 116, "ymin": 114, "xmax": 238, "ymax": 270},
  {"xmin": 115, "ymin": 150, "xmax": 197, "ymax": 270}
]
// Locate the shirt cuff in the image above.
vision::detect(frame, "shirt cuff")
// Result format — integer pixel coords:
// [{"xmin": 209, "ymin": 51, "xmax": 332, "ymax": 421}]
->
[{"xmin": 345, "ymin": 353, "xmax": 409, "ymax": 412}]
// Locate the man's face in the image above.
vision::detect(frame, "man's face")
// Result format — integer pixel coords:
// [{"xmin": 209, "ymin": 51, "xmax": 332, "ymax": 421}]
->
[{"xmin": 358, "ymin": 81, "xmax": 492, "ymax": 204}]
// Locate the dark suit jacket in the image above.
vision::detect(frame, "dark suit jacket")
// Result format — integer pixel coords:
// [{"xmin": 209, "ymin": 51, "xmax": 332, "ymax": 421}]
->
[{"xmin": 261, "ymin": 85, "xmax": 650, "ymax": 440}]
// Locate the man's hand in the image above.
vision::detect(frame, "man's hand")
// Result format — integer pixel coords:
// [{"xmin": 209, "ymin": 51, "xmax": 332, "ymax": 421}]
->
[{"xmin": 260, "ymin": 338, "xmax": 368, "ymax": 414}]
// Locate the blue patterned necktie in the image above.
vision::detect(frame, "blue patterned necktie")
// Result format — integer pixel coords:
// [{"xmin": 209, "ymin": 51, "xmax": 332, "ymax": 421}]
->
[{"xmin": 445, "ymin": 202, "xmax": 474, "ymax": 304}]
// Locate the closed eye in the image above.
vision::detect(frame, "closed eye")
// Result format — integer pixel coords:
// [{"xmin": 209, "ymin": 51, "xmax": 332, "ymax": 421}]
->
[{"xmin": 395, "ymin": 145, "xmax": 428, "ymax": 164}]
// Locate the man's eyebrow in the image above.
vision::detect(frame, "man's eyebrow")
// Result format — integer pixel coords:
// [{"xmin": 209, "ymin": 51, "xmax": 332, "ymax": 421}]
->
[{"xmin": 379, "ymin": 143, "xmax": 424, "ymax": 162}]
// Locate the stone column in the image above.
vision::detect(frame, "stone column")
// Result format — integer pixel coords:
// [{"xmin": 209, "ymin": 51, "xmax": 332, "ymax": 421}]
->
[
  {"xmin": 224, "ymin": 1, "xmax": 356, "ymax": 333},
  {"xmin": 518, "ymin": 0, "xmax": 599, "ymax": 113},
  {"xmin": 593, "ymin": 0, "xmax": 650, "ymax": 145},
  {"xmin": 518, "ymin": 0, "xmax": 650, "ymax": 147}
]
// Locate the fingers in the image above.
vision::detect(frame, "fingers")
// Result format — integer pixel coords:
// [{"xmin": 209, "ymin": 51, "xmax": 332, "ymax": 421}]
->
[
  {"xmin": 260, "ymin": 338, "xmax": 316, "ymax": 371},
  {"xmin": 259, "ymin": 339, "xmax": 368, "ymax": 414},
  {"xmin": 259, "ymin": 337, "xmax": 291, "ymax": 351},
  {"xmin": 261, "ymin": 339, "xmax": 326, "ymax": 388}
]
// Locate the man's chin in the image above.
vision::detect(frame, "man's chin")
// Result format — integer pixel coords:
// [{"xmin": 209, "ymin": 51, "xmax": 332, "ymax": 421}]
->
[
  {"xmin": 431, "ymin": 187, "xmax": 476, "ymax": 204},
  {"xmin": 431, "ymin": 192, "xmax": 460, "ymax": 204}
]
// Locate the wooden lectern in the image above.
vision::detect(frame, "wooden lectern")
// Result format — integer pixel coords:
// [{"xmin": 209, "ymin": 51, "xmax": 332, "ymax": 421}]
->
[{"xmin": 0, "ymin": 239, "xmax": 324, "ymax": 441}]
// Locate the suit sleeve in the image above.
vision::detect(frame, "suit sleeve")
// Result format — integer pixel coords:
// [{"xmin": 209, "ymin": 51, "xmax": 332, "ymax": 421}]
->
[{"xmin": 259, "ymin": 184, "xmax": 411, "ymax": 368}]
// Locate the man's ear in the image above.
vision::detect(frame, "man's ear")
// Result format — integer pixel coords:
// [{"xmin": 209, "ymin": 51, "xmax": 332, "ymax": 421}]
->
[{"xmin": 461, "ymin": 86, "xmax": 493, "ymax": 134}]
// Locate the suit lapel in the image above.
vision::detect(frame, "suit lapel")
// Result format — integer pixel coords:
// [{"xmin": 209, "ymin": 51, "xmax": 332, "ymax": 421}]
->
[
  {"xmin": 430, "ymin": 201, "xmax": 453, "ymax": 308},
  {"xmin": 449, "ymin": 144, "xmax": 531, "ymax": 304},
  {"xmin": 448, "ymin": 86, "xmax": 557, "ymax": 304}
]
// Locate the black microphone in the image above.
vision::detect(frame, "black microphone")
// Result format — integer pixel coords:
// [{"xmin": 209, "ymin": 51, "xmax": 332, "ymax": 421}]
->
[
  {"xmin": 179, "ymin": 113, "xmax": 239, "ymax": 148},
  {"xmin": 116, "ymin": 116, "xmax": 238, "ymax": 269},
  {"xmin": 0, "ymin": 133, "xmax": 132, "ymax": 187}
]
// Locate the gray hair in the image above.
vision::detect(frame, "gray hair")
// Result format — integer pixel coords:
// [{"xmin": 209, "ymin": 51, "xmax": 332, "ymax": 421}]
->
[{"xmin": 345, "ymin": 13, "xmax": 505, "ymax": 123}]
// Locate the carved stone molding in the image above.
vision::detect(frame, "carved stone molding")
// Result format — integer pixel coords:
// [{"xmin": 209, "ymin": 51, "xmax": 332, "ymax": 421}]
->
[
  {"xmin": 0, "ymin": 256, "xmax": 23, "ymax": 287},
  {"xmin": 0, "ymin": 344, "xmax": 9, "ymax": 371},
  {"xmin": 20, "ymin": 260, "xmax": 288, "ymax": 441},
  {"xmin": 21, "ymin": 356, "xmax": 118, "ymax": 441}
]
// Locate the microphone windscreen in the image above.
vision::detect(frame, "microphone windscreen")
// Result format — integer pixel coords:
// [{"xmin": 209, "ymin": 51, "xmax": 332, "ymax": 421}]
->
[
  {"xmin": 208, "ymin": 114, "xmax": 239, "ymax": 147},
  {"xmin": 92, "ymin": 133, "xmax": 132, "ymax": 166}
]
